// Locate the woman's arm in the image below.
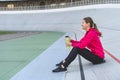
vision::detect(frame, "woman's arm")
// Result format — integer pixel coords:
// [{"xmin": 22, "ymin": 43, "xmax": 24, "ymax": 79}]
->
[
  {"xmin": 71, "ymin": 31, "xmax": 94, "ymax": 49},
  {"xmin": 65, "ymin": 39, "xmax": 79, "ymax": 47},
  {"xmin": 71, "ymin": 40, "xmax": 79, "ymax": 43}
]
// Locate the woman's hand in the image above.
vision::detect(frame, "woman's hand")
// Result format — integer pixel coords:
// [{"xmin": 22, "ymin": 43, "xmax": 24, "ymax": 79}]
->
[{"xmin": 66, "ymin": 42, "xmax": 72, "ymax": 47}]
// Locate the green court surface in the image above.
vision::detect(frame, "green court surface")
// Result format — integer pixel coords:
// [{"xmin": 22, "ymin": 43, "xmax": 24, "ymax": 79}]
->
[{"xmin": 0, "ymin": 32, "xmax": 64, "ymax": 80}]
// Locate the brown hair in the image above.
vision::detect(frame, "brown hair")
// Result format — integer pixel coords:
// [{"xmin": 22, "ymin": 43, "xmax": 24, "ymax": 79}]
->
[{"xmin": 83, "ymin": 17, "xmax": 102, "ymax": 37}]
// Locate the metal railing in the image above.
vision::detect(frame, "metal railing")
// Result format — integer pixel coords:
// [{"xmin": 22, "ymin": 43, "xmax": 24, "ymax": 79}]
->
[{"xmin": 0, "ymin": 0, "xmax": 120, "ymax": 11}]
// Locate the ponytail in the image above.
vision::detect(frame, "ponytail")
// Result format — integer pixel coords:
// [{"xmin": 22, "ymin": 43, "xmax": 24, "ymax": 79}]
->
[
  {"xmin": 93, "ymin": 23, "xmax": 102, "ymax": 37},
  {"xmin": 83, "ymin": 17, "xmax": 102, "ymax": 37}
]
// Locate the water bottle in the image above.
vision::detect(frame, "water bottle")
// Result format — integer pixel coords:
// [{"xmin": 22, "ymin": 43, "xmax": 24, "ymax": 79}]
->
[{"xmin": 65, "ymin": 36, "xmax": 71, "ymax": 49}]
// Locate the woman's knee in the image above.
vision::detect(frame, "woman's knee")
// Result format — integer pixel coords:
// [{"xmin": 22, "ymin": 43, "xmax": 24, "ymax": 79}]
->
[
  {"xmin": 72, "ymin": 47, "xmax": 79, "ymax": 52},
  {"xmin": 72, "ymin": 47, "xmax": 88, "ymax": 55},
  {"xmin": 72, "ymin": 47, "xmax": 80, "ymax": 50},
  {"xmin": 72, "ymin": 47, "xmax": 84, "ymax": 52}
]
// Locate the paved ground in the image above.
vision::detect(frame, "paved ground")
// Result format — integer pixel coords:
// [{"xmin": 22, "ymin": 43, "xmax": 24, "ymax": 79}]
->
[
  {"xmin": 10, "ymin": 30, "xmax": 120, "ymax": 80},
  {"xmin": 10, "ymin": 34, "xmax": 68, "ymax": 80},
  {"xmin": 0, "ymin": 32, "xmax": 64, "ymax": 80}
]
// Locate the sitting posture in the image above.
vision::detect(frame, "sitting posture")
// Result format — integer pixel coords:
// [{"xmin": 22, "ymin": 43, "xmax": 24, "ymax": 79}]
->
[{"xmin": 52, "ymin": 17, "xmax": 105, "ymax": 72}]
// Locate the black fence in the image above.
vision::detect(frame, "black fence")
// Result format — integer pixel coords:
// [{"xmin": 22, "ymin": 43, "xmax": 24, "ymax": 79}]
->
[{"xmin": 0, "ymin": 0, "xmax": 120, "ymax": 11}]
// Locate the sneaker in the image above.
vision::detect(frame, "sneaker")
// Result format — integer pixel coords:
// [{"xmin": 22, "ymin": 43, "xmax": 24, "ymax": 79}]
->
[{"xmin": 52, "ymin": 67, "xmax": 67, "ymax": 72}]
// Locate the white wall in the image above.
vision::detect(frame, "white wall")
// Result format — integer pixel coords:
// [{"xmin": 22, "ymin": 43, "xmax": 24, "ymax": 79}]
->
[{"xmin": 0, "ymin": 4, "xmax": 120, "ymax": 33}]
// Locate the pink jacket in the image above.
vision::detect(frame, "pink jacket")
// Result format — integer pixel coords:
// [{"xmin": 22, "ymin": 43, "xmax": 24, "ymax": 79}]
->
[{"xmin": 71, "ymin": 28, "xmax": 104, "ymax": 59}]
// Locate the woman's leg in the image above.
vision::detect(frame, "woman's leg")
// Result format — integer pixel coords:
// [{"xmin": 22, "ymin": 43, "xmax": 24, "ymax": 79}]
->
[
  {"xmin": 52, "ymin": 47, "xmax": 104, "ymax": 72},
  {"xmin": 56, "ymin": 47, "xmax": 77, "ymax": 66},
  {"xmin": 77, "ymin": 47, "xmax": 104, "ymax": 64},
  {"xmin": 62, "ymin": 47, "xmax": 79, "ymax": 68},
  {"xmin": 52, "ymin": 47, "xmax": 78, "ymax": 72},
  {"xmin": 63, "ymin": 47, "xmax": 104, "ymax": 68}
]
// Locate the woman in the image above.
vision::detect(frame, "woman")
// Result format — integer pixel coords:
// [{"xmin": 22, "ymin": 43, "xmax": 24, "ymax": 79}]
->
[{"xmin": 52, "ymin": 17, "xmax": 105, "ymax": 72}]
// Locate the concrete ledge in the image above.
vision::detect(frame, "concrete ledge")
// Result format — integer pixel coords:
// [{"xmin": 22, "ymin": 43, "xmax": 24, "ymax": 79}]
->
[{"xmin": 10, "ymin": 35, "xmax": 68, "ymax": 80}]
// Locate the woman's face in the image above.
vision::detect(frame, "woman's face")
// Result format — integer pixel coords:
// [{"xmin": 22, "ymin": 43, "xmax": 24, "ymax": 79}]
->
[{"xmin": 81, "ymin": 20, "xmax": 90, "ymax": 31}]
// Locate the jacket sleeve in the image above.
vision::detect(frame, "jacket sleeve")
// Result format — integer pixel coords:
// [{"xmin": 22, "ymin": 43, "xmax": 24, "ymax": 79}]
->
[
  {"xmin": 71, "ymin": 40, "xmax": 79, "ymax": 43},
  {"xmin": 71, "ymin": 31, "xmax": 94, "ymax": 49}
]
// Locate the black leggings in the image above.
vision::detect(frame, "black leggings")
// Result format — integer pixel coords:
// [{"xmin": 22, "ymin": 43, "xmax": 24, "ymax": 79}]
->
[{"xmin": 63, "ymin": 47, "xmax": 104, "ymax": 68}]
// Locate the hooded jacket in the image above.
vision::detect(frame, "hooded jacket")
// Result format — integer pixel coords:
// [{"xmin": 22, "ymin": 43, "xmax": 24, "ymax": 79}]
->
[{"xmin": 71, "ymin": 28, "xmax": 104, "ymax": 59}]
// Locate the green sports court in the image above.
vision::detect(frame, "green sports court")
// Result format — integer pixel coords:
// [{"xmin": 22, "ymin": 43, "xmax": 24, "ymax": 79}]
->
[{"xmin": 0, "ymin": 32, "xmax": 64, "ymax": 80}]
